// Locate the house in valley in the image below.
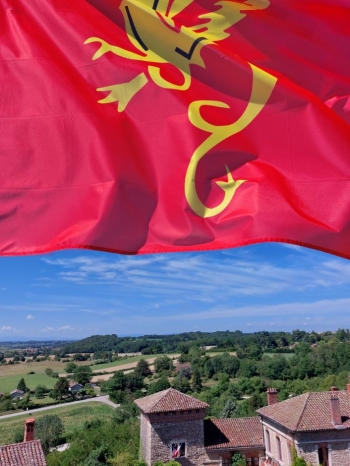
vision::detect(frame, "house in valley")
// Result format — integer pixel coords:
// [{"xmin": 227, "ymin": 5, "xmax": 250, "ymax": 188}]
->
[
  {"xmin": 69, "ymin": 381, "xmax": 84, "ymax": 392},
  {"xmin": 10, "ymin": 389, "xmax": 24, "ymax": 399}
]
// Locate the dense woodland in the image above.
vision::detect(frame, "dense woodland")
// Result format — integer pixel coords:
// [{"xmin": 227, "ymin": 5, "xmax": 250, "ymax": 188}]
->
[{"xmin": 59, "ymin": 329, "xmax": 325, "ymax": 354}]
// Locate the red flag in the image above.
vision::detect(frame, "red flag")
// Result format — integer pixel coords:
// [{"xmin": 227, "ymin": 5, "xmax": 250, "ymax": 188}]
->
[{"xmin": 1, "ymin": 0, "xmax": 350, "ymax": 257}]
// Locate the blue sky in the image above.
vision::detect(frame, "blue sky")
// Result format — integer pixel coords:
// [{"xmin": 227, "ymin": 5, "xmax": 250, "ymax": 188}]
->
[{"xmin": 0, "ymin": 243, "xmax": 350, "ymax": 340}]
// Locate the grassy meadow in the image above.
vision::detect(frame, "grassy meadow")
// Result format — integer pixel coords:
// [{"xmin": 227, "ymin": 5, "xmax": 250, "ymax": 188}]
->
[
  {"xmin": 89, "ymin": 353, "xmax": 170, "ymax": 371},
  {"xmin": 0, "ymin": 372, "xmax": 58, "ymax": 394},
  {"xmin": 0, "ymin": 353, "xmax": 178, "ymax": 393},
  {"xmin": 263, "ymin": 352, "xmax": 294, "ymax": 359},
  {"xmin": 0, "ymin": 402, "xmax": 115, "ymax": 446}
]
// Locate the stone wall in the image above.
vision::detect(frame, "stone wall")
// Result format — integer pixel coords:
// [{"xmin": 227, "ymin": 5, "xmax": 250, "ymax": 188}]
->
[
  {"xmin": 296, "ymin": 443, "xmax": 317, "ymax": 466},
  {"xmin": 150, "ymin": 417, "xmax": 207, "ymax": 466},
  {"xmin": 329, "ymin": 441, "xmax": 350, "ymax": 466},
  {"xmin": 296, "ymin": 430, "xmax": 350, "ymax": 466},
  {"xmin": 140, "ymin": 413, "xmax": 152, "ymax": 465}
]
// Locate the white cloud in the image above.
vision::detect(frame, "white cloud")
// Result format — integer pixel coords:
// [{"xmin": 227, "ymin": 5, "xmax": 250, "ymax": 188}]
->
[
  {"xmin": 0, "ymin": 326, "xmax": 15, "ymax": 332},
  {"xmin": 112, "ymin": 297, "xmax": 350, "ymax": 324},
  {"xmin": 26, "ymin": 314, "xmax": 34, "ymax": 320},
  {"xmin": 58, "ymin": 325, "xmax": 74, "ymax": 330}
]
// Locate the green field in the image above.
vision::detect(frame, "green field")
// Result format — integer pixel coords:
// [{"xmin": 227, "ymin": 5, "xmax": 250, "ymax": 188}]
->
[
  {"xmin": 0, "ymin": 373, "xmax": 58, "ymax": 393},
  {"xmin": 263, "ymin": 352, "xmax": 294, "ymax": 359},
  {"xmin": 89, "ymin": 354, "xmax": 166, "ymax": 372},
  {"xmin": 0, "ymin": 402, "xmax": 115, "ymax": 446}
]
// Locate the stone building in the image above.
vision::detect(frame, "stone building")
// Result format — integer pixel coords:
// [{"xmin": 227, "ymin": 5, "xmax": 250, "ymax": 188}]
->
[
  {"xmin": 0, "ymin": 418, "xmax": 47, "ymax": 466},
  {"xmin": 136, "ymin": 385, "xmax": 350, "ymax": 466},
  {"xmin": 257, "ymin": 386, "xmax": 350, "ymax": 466},
  {"xmin": 135, "ymin": 388, "xmax": 265, "ymax": 466}
]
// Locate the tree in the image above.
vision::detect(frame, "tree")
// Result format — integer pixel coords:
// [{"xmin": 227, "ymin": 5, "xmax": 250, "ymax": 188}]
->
[
  {"xmin": 107, "ymin": 371, "xmax": 128, "ymax": 403},
  {"xmin": 219, "ymin": 399, "xmax": 238, "ymax": 418},
  {"xmin": 45, "ymin": 368, "xmax": 54, "ymax": 377},
  {"xmin": 51, "ymin": 377, "xmax": 70, "ymax": 400},
  {"xmin": 231, "ymin": 453, "xmax": 246, "ymax": 466},
  {"xmin": 34, "ymin": 385, "xmax": 46, "ymax": 398},
  {"xmin": 35, "ymin": 414, "xmax": 64, "ymax": 454},
  {"xmin": 147, "ymin": 376, "xmax": 170, "ymax": 395},
  {"xmin": 154, "ymin": 356, "xmax": 174, "ymax": 373},
  {"xmin": 17, "ymin": 378, "xmax": 28, "ymax": 392},
  {"xmin": 135, "ymin": 359, "xmax": 151, "ymax": 377},
  {"xmin": 83, "ymin": 445, "xmax": 109, "ymax": 465},
  {"xmin": 291, "ymin": 447, "xmax": 308, "ymax": 466},
  {"xmin": 172, "ymin": 376, "xmax": 191, "ymax": 393},
  {"xmin": 113, "ymin": 402, "xmax": 138, "ymax": 424},
  {"xmin": 72, "ymin": 353, "xmax": 89, "ymax": 361},
  {"xmin": 125, "ymin": 372, "xmax": 144, "ymax": 392},
  {"xmin": 65, "ymin": 362, "xmax": 77, "ymax": 373},
  {"xmin": 108, "ymin": 371, "xmax": 127, "ymax": 392},
  {"xmin": 73, "ymin": 366, "xmax": 93, "ymax": 385},
  {"xmin": 191, "ymin": 369, "xmax": 202, "ymax": 393}
]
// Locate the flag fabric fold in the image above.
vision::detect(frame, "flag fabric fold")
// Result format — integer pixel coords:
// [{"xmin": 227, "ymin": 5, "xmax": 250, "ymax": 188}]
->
[{"xmin": 1, "ymin": 0, "xmax": 350, "ymax": 257}]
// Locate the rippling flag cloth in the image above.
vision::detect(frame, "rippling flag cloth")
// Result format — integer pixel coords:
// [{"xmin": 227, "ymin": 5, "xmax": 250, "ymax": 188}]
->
[{"xmin": 1, "ymin": 0, "xmax": 350, "ymax": 257}]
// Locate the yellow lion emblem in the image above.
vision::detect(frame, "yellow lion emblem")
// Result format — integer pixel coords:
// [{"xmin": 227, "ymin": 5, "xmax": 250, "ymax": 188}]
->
[
  {"xmin": 85, "ymin": 0, "xmax": 270, "ymax": 111},
  {"xmin": 85, "ymin": 0, "xmax": 277, "ymax": 218}
]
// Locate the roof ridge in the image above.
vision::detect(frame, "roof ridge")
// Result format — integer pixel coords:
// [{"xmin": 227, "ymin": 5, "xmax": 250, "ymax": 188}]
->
[
  {"xmin": 0, "ymin": 439, "xmax": 41, "ymax": 448},
  {"xmin": 295, "ymin": 392, "xmax": 311, "ymax": 431},
  {"xmin": 152, "ymin": 388, "xmax": 197, "ymax": 410},
  {"xmin": 151, "ymin": 388, "xmax": 172, "ymax": 409}
]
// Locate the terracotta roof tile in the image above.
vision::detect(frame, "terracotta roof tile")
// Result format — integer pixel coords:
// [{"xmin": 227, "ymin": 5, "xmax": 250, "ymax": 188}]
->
[
  {"xmin": 0, "ymin": 440, "xmax": 47, "ymax": 466},
  {"xmin": 135, "ymin": 388, "xmax": 209, "ymax": 413},
  {"xmin": 257, "ymin": 390, "xmax": 350, "ymax": 432},
  {"xmin": 205, "ymin": 418, "xmax": 264, "ymax": 449}
]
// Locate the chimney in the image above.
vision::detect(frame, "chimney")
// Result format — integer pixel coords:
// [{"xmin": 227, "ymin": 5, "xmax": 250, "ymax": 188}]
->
[
  {"xmin": 330, "ymin": 386, "xmax": 338, "ymax": 392},
  {"xmin": 267, "ymin": 388, "xmax": 278, "ymax": 406},
  {"xmin": 330, "ymin": 394, "xmax": 342, "ymax": 427},
  {"xmin": 24, "ymin": 418, "xmax": 35, "ymax": 442},
  {"xmin": 347, "ymin": 376, "xmax": 350, "ymax": 394}
]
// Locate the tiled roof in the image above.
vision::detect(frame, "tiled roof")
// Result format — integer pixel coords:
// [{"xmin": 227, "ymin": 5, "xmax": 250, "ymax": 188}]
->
[
  {"xmin": 0, "ymin": 440, "xmax": 47, "ymax": 466},
  {"xmin": 134, "ymin": 388, "xmax": 209, "ymax": 413},
  {"xmin": 205, "ymin": 417, "xmax": 264, "ymax": 449},
  {"xmin": 257, "ymin": 390, "xmax": 350, "ymax": 432},
  {"xmin": 69, "ymin": 381, "xmax": 82, "ymax": 387}
]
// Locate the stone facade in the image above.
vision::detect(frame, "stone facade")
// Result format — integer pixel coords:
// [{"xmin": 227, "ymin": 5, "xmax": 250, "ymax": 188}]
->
[
  {"xmin": 261, "ymin": 415, "xmax": 350, "ymax": 466},
  {"xmin": 140, "ymin": 410, "xmax": 207, "ymax": 466},
  {"xmin": 295, "ymin": 431, "xmax": 350, "ymax": 466},
  {"xmin": 262, "ymin": 419, "xmax": 293, "ymax": 465},
  {"xmin": 137, "ymin": 390, "xmax": 265, "ymax": 466}
]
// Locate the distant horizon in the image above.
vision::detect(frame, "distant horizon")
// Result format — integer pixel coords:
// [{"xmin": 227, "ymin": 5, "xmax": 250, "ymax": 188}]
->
[
  {"xmin": 1, "ymin": 243, "xmax": 350, "ymax": 339},
  {"xmin": 0, "ymin": 328, "xmax": 340, "ymax": 344}
]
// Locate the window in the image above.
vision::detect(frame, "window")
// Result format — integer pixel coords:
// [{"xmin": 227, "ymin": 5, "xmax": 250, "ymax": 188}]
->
[
  {"xmin": 246, "ymin": 457, "xmax": 259, "ymax": 465},
  {"xmin": 276, "ymin": 436, "xmax": 282, "ymax": 461},
  {"xmin": 318, "ymin": 447, "xmax": 329, "ymax": 466},
  {"xmin": 265, "ymin": 429, "xmax": 271, "ymax": 453},
  {"xmin": 171, "ymin": 443, "xmax": 186, "ymax": 458}
]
